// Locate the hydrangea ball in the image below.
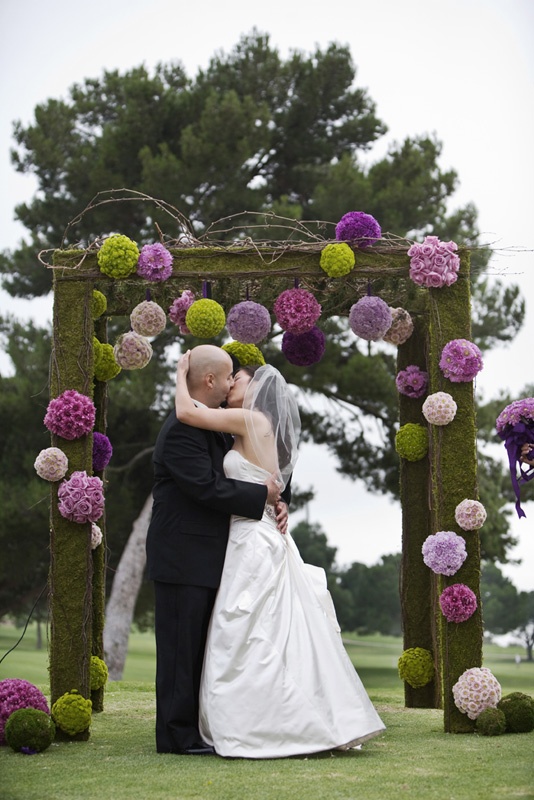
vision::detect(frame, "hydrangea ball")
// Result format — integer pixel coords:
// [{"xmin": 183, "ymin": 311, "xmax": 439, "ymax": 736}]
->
[
  {"xmin": 57, "ymin": 470, "xmax": 105, "ymax": 524},
  {"xmin": 439, "ymin": 339, "xmax": 483, "ymax": 383},
  {"xmin": 91, "ymin": 523, "xmax": 103, "ymax": 550},
  {"xmin": 90, "ymin": 656, "xmax": 109, "ymax": 691},
  {"xmin": 397, "ymin": 648, "xmax": 434, "ymax": 689},
  {"xmin": 5, "ymin": 708, "xmax": 55, "ymax": 753},
  {"xmin": 94, "ymin": 343, "xmax": 121, "ymax": 382},
  {"xmin": 408, "ymin": 236, "xmax": 460, "ymax": 288},
  {"xmin": 452, "ymin": 667, "xmax": 501, "ymax": 720},
  {"xmin": 114, "ymin": 332, "xmax": 153, "ymax": 369},
  {"xmin": 395, "ymin": 423, "xmax": 428, "ymax": 462},
  {"xmin": 335, "ymin": 211, "xmax": 381, "ymax": 248},
  {"xmin": 273, "ymin": 288, "xmax": 322, "ymax": 334},
  {"xmin": 439, "ymin": 583, "xmax": 477, "ymax": 623},
  {"xmin": 422, "ymin": 392, "xmax": 457, "ymax": 425},
  {"xmin": 222, "ymin": 342, "xmax": 266, "ymax": 367},
  {"xmin": 382, "ymin": 307, "xmax": 414, "ymax": 346},
  {"xmin": 349, "ymin": 296, "xmax": 392, "ymax": 341},
  {"xmin": 319, "ymin": 242, "xmax": 356, "ymax": 277},
  {"xmin": 51, "ymin": 690, "xmax": 92, "ymax": 736},
  {"xmin": 168, "ymin": 290, "xmax": 195, "ymax": 334},
  {"xmin": 422, "ymin": 531, "xmax": 467, "ymax": 576},
  {"xmin": 395, "ymin": 365, "xmax": 429, "ymax": 399},
  {"xmin": 226, "ymin": 301, "xmax": 271, "ymax": 344},
  {"xmin": 91, "ymin": 290, "xmax": 107, "ymax": 320},
  {"xmin": 281, "ymin": 327, "xmax": 326, "ymax": 366},
  {"xmin": 97, "ymin": 234, "xmax": 139, "ymax": 279},
  {"xmin": 130, "ymin": 300, "xmax": 167, "ymax": 337},
  {"xmin": 34, "ymin": 447, "xmax": 68, "ymax": 482},
  {"xmin": 0, "ymin": 679, "xmax": 50, "ymax": 745},
  {"xmin": 44, "ymin": 390, "xmax": 96, "ymax": 440},
  {"xmin": 92, "ymin": 432, "xmax": 113, "ymax": 472},
  {"xmin": 136, "ymin": 243, "xmax": 173, "ymax": 282},
  {"xmin": 185, "ymin": 299, "xmax": 226, "ymax": 338},
  {"xmin": 455, "ymin": 499, "xmax": 487, "ymax": 531}
]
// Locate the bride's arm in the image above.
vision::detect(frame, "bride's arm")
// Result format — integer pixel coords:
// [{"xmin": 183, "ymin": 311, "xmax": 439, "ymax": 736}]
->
[{"xmin": 175, "ymin": 351, "xmax": 247, "ymax": 436}]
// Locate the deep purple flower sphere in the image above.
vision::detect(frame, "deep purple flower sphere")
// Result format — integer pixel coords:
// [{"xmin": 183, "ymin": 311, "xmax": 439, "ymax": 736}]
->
[
  {"xmin": 335, "ymin": 211, "xmax": 381, "ymax": 248},
  {"xmin": 439, "ymin": 583, "xmax": 477, "ymax": 623},
  {"xmin": 226, "ymin": 301, "xmax": 271, "ymax": 344},
  {"xmin": 0, "ymin": 679, "xmax": 50, "ymax": 745},
  {"xmin": 282, "ymin": 326, "xmax": 325, "ymax": 366},
  {"xmin": 349, "ymin": 296, "xmax": 392, "ymax": 341},
  {"xmin": 92, "ymin": 432, "xmax": 113, "ymax": 472}
]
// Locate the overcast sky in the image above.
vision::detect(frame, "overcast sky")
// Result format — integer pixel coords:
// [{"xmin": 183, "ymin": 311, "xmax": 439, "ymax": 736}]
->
[{"xmin": 1, "ymin": 0, "xmax": 533, "ymax": 590}]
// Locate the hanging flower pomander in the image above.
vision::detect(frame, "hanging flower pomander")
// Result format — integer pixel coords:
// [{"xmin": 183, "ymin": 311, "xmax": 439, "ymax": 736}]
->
[
  {"xmin": 0, "ymin": 679, "xmax": 50, "ymax": 746},
  {"xmin": 349, "ymin": 296, "xmax": 392, "ymax": 341},
  {"xmin": 93, "ymin": 432, "xmax": 113, "ymax": 472},
  {"xmin": 51, "ymin": 690, "xmax": 92, "ymax": 737},
  {"xmin": 319, "ymin": 243, "xmax": 355, "ymax": 277},
  {"xmin": 395, "ymin": 423, "xmax": 428, "ymax": 461},
  {"xmin": 395, "ymin": 365, "xmax": 428, "ymax": 399},
  {"xmin": 114, "ymin": 331, "xmax": 153, "ymax": 369},
  {"xmin": 34, "ymin": 447, "xmax": 68, "ymax": 482},
  {"xmin": 495, "ymin": 397, "xmax": 534, "ymax": 519},
  {"xmin": 91, "ymin": 290, "xmax": 107, "ymax": 320},
  {"xmin": 90, "ymin": 656, "xmax": 109, "ymax": 691},
  {"xmin": 222, "ymin": 342, "xmax": 266, "ymax": 367},
  {"xmin": 130, "ymin": 300, "xmax": 167, "ymax": 337},
  {"xmin": 439, "ymin": 339, "xmax": 483, "ymax": 383},
  {"xmin": 94, "ymin": 343, "xmax": 121, "ymax": 382},
  {"xmin": 44, "ymin": 390, "xmax": 96, "ymax": 440},
  {"xmin": 439, "ymin": 583, "xmax": 477, "ymax": 623},
  {"xmin": 335, "ymin": 211, "xmax": 381, "ymax": 248},
  {"xmin": 382, "ymin": 307, "xmax": 414, "ymax": 346},
  {"xmin": 422, "ymin": 392, "xmax": 457, "ymax": 425},
  {"xmin": 273, "ymin": 288, "xmax": 322, "ymax": 334},
  {"xmin": 408, "ymin": 235, "xmax": 460, "ymax": 288},
  {"xmin": 455, "ymin": 499, "xmax": 487, "ymax": 531},
  {"xmin": 169, "ymin": 290, "xmax": 195, "ymax": 334},
  {"xmin": 422, "ymin": 531, "xmax": 467, "ymax": 576},
  {"xmin": 136, "ymin": 243, "xmax": 173, "ymax": 282},
  {"xmin": 97, "ymin": 234, "xmax": 139, "ymax": 279},
  {"xmin": 282, "ymin": 327, "xmax": 326, "ymax": 366},
  {"xmin": 57, "ymin": 470, "xmax": 105, "ymax": 524},
  {"xmin": 452, "ymin": 667, "xmax": 501, "ymax": 720},
  {"xmin": 226, "ymin": 301, "xmax": 271, "ymax": 344},
  {"xmin": 185, "ymin": 298, "xmax": 226, "ymax": 338},
  {"xmin": 397, "ymin": 648, "xmax": 434, "ymax": 689},
  {"xmin": 91, "ymin": 523, "xmax": 103, "ymax": 550}
]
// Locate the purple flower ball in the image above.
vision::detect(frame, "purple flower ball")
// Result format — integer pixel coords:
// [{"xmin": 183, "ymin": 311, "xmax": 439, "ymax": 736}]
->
[
  {"xmin": 439, "ymin": 339, "xmax": 483, "ymax": 383},
  {"xmin": 136, "ymin": 243, "xmax": 173, "ymax": 282},
  {"xmin": 335, "ymin": 211, "xmax": 381, "ymax": 248},
  {"xmin": 349, "ymin": 296, "xmax": 392, "ymax": 341},
  {"xmin": 92, "ymin": 432, "xmax": 113, "ymax": 472},
  {"xmin": 0, "ymin": 679, "xmax": 49, "ymax": 745},
  {"xmin": 439, "ymin": 583, "xmax": 477, "ymax": 623},
  {"xmin": 226, "ymin": 301, "xmax": 272, "ymax": 344},
  {"xmin": 282, "ymin": 326, "xmax": 325, "ymax": 366},
  {"xmin": 395, "ymin": 365, "xmax": 429, "ymax": 399}
]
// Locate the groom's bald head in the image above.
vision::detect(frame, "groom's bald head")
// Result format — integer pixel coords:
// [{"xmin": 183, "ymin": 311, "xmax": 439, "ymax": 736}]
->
[{"xmin": 187, "ymin": 345, "xmax": 234, "ymax": 407}]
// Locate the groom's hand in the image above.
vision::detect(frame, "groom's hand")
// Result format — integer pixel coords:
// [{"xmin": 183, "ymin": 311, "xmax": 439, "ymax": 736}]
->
[
  {"xmin": 265, "ymin": 473, "xmax": 281, "ymax": 507},
  {"xmin": 275, "ymin": 501, "xmax": 289, "ymax": 535}
]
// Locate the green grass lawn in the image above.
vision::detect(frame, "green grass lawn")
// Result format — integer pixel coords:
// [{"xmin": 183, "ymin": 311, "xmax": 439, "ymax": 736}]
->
[{"xmin": 1, "ymin": 624, "xmax": 533, "ymax": 800}]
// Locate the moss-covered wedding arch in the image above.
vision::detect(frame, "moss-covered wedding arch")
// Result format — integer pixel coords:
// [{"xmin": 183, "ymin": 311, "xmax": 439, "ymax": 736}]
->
[{"xmin": 46, "ymin": 213, "xmax": 482, "ymax": 738}]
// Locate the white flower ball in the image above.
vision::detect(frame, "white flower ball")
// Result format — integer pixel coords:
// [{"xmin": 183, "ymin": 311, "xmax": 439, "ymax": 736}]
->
[
  {"xmin": 91, "ymin": 523, "xmax": 103, "ymax": 550},
  {"xmin": 455, "ymin": 499, "xmax": 487, "ymax": 531},
  {"xmin": 452, "ymin": 667, "xmax": 501, "ymax": 720},
  {"xmin": 130, "ymin": 301, "xmax": 167, "ymax": 337},
  {"xmin": 422, "ymin": 391, "xmax": 457, "ymax": 425},
  {"xmin": 34, "ymin": 447, "xmax": 69, "ymax": 481}
]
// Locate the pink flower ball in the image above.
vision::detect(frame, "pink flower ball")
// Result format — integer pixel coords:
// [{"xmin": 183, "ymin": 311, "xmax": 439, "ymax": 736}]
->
[
  {"xmin": 455, "ymin": 499, "xmax": 487, "ymax": 531},
  {"xmin": 34, "ymin": 447, "xmax": 68, "ymax": 481},
  {"xmin": 58, "ymin": 470, "xmax": 104, "ymax": 524},
  {"xmin": 168, "ymin": 290, "xmax": 195, "ymax": 334},
  {"xmin": 226, "ymin": 301, "xmax": 272, "ymax": 344},
  {"xmin": 452, "ymin": 667, "xmax": 501, "ymax": 720},
  {"xmin": 130, "ymin": 301, "xmax": 167, "ymax": 337},
  {"xmin": 395, "ymin": 365, "xmax": 428, "ymax": 399},
  {"xmin": 273, "ymin": 288, "xmax": 321, "ymax": 334},
  {"xmin": 439, "ymin": 583, "xmax": 477, "ymax": 623},
  {"xmin": 408, "ymin": 236, "xmax": 460, "ymax": 288},
  {"xmin": 0, "ymin": 679, "xmax": 50, "ymax": 745},
  {"xmin": 44, "ymin": 390, "xmax": 96, "ymax": 441},
  {"xmin": 422, "ymin": 391, "xmax": 457, "ymax": 425},
  {"xmin": 349, "ymin": 296, "xmax": 392, "ymax": 341},
  {"xmin": 439, "ymin": 339, "xmax": 483, "ymax": 383}
]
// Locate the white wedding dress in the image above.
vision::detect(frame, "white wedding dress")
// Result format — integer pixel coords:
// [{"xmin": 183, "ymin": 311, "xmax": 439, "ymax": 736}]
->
[{"xmin": 198, "ymin": 450, "xmax": 386, "ymax": 759}]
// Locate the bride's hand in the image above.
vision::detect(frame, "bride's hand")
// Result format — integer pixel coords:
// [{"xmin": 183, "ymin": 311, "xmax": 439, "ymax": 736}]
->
[{"xmin": 176, "ymin": 350, "xmax": 191, "ymax": 379}]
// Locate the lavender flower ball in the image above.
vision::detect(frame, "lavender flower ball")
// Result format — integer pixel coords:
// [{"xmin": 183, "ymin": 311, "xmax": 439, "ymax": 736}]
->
[
  {"xmin": 395, "ymin": 365, "xmax": 429, "ymax": 399},
  {"xmin": 92, "ymin": 432, "xmax": 113, "ymax": 472},
  {"xmin": 439, "ymin": 339, "xmax": 483, "ymax": 383},
  {"xmin": 349, "ymin": 296, "xmax": 392, "ymax": 341},
  {"xmin": 422, "ymin": 531, "xmax": 467, "ymax": 576},
  {"xmin": 226, "ymin": 301, "xmax": 271, "ymax": 344},
  {"xmin": 496, "ymin": 397, "xmax": 534, "ymax": 435},
  {"xmin": 335, "ymin": 211, "xmax": 381, "ymax": 248},
  {"xmin": 0, "ymin": 679, "xmax": 50, "ymax": 745},
  {"xmin": 282, "ymin": 326, "xmax": 326, "ymax": 366},
  {"xmin": 136, "ymin": 243, "xmax": 173, "ymax": 282}
]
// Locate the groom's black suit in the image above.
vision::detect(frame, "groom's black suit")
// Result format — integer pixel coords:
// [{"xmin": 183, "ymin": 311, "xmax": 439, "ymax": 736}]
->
[{"xmin": 146, "ymin": 410, "xmax": 268, "ymax": 753}]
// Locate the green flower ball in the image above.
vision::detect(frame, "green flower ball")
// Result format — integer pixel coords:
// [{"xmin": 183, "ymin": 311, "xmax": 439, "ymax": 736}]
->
[
  {"xmin": 93, "ymin": 336, "xmax": 103, "ymax": 368},
  {"xmin": 319, "ymin": 243, "xmax": 355, "ymax": 277},
  {"xmin": 497, "ymin": 692, "xmax": 534, "ymax": 733},
  {"xmin": 185, "ymin": 299, "xmax": 226, "ymax": 338},
  {"xmin": 222, "ymin": 341, "xmax": 266, "ymax": 367},
  {"xmin": 91, "ymin": 290, "xmax": 108, "ymax": 320},
  {"xmin": 90, "ymin": 656, "xmax": 109, "ymax": 691},
  {"xmin": 94, "ymin": 343, "xmax": 121, "ymax": 381},
  {"xmin": 395, "ymin": 423, "xmax": 429, "ymax": 462},
  {"xmin": 97, "ymin": 235, "xmax": 139, "ymax": 279},
  {"xmin": 5, "ymin": 707, "xmax": 56, "ymax": 753},
  {"xmin": 51, "ymin": 689, "xmax": 92, "ymax": 737},
  {"xmin": 397, "ymin": 647, "xmax": 434, "ymax": 688},
  {"xmin": 475, "ymin": 707, "xmax": 507, "ymax": 736}
]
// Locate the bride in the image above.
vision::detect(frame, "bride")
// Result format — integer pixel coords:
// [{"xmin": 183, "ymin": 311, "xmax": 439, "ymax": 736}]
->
[{"xmin": 175, "ymin": 352, "xmax": 385, "ymax": 759}]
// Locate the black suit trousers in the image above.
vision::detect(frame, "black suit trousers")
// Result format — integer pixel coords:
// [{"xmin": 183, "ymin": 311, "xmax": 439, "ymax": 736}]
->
[{"xmin": 154, "ymin": 581, "xmax": 217, "ymax": 752}]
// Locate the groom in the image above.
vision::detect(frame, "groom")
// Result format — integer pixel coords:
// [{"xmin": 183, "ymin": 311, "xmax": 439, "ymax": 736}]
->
[{"xmin": 146, "ymin": 345, "xmax": 285, "ymax": 755}]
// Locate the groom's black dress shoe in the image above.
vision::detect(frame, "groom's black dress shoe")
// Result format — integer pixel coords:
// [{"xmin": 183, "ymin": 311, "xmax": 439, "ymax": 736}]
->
[{"xmin": 179, "ymin": 741, "xmax": 216, "ymax": 755}]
